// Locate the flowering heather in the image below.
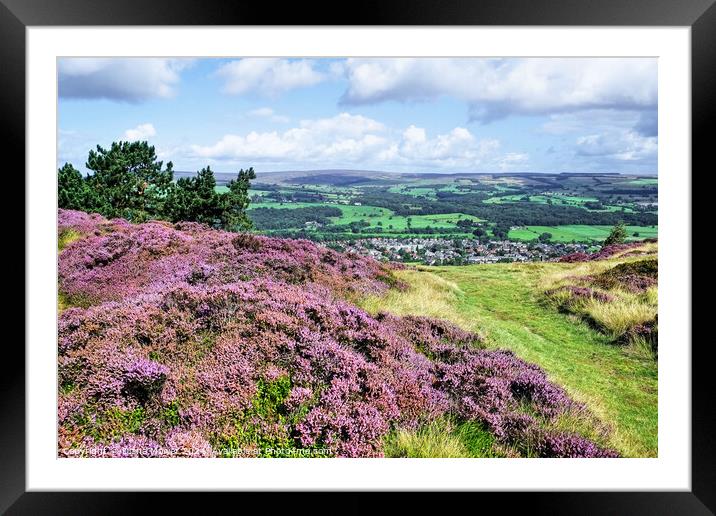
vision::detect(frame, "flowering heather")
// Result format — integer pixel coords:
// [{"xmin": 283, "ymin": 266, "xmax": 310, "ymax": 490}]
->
[
  {"xmin": 58, "ymin": 210, "xmax": 616, "ymax": 458},
  {"xmin": 558, "ymin": 252, "xmax": 591, "ymax": 263},
  {"xmin": 558, "ymin": 241, "xmax": 650, "ymax": 263},
  {"xmin": 546, "ymin": 285, "xmax": 615, "ymax": 305},
  {"xmin": 620, "ymin": 317, "xmax": 658, "ymax": 356},
  {"xmin": 58, "ymin": 209, "xmax": 401, "ymax": 305},
  {"xmin": 593, "ymin": 259, "xmax": 658, "ymax": 293},
  {"xmin": 58, "ymin": 209, "xmax": 111, "ymax": 237}
]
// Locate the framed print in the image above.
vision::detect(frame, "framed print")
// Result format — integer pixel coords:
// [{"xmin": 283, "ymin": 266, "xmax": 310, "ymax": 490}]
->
[{"xmin": 4, "ymin": 0, "xmax": 711, "ymax": 512}]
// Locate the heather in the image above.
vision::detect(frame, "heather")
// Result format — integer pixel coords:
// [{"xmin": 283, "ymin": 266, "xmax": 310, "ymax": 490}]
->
[
  {"xmin": 364, "ymin": 264, "xmax": 657, "ymax": 457},
  {"xmin": 58, "ymin": 210, "xmax": 615, "ymax": 458},
  {"xmin": 58, "ymin": 208, "xmax": 400, "ymax": 307},
  {"xmin": 558, "ymin": 241, "xmax": 647, "ymax": 263},
  {"xmin": 544, "ymin": 247, "xmax": 658, "ymax": 356}
]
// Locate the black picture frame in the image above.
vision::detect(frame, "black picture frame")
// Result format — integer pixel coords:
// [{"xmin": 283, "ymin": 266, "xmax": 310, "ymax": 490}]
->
[{"xmin": 3, "ymin": 0, "xmax": 710, "ymax": 513}]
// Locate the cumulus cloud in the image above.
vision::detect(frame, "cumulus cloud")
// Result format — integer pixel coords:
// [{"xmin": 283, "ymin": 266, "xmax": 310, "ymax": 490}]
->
[
  {"xmin": 215, "ymin": 58, "xmax": 325, "ymax": 96},
  {"xmin": 339, "ymin": 58, "xmax": 657, "ymax": 122},
  {"xmin": 191, "ymin": 113, "xmax": 386, "ymax": 162},
  {"xmin": 58, "ymin": 58, "xmax": 192, "ymax": 102},
  {"xmin": 189, "ymin": 113, "xmax": 522, "ymax": 171},
  {"xmin": 123, "ymin": 123, "xmax": 156, "ymax": 141}
]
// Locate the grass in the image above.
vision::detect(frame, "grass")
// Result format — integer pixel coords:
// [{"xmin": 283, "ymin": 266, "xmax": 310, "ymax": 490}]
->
[
  {"xmin": 360, "ymin": 258, "xmax": 658, "ymax": 457},
  {"xmin": 509, "ymin": 224, "xmax": 658, "ymax": 243},
  {"xmin": 383, "ymin": 418, "xmax": 504, "ymax": 458},
  {"xmin": 582, "ymin": 298, "xmax": 656, "ymax": 339},
  {"xmin": 484, "ymin": 194, "xmax": 598, "ymax": 206},
  {"xmin": 58, "ymin": 229, "xmax": 82, "ymax": 251},
  {"xmin": 541, "ymin": 250, "xmax": 658, "ymax": 345},
  {"xmin": 361, "ymin": 271, "xmax": 470, "ymax": 329},
  {"xmin": 626, "ymin": 178, "xmax": 658, "ymax": 186},
  {"xmin": 249, "ymin": 200, "xmax": 483, "ymax": 237}
]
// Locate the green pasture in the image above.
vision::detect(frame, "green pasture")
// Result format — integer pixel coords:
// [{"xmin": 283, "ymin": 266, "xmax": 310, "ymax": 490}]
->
[{"xmin": 508, "ymin": 225, "xmax": 658, "ymax": 242}]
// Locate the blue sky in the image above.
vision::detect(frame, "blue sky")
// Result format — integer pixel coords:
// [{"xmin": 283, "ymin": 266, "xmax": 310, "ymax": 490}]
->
[{"xmin": 58, "ymin": 57, "xmax": 657, "ymax": 175}]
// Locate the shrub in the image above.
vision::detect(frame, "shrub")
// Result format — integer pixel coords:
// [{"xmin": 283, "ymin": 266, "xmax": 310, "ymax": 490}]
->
[{"xmin": 593, "ymin": 259, "xmax": 657, "ymax": 293}]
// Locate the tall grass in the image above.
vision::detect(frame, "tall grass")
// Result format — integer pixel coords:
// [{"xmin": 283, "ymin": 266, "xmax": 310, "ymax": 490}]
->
[
  {"xmin": 541, "ymin": 245, "xmax": 658, "ymax": 345},
  {"xmin": 383, "ymin": 420, "xmax": 468, "ymax": 458},
  {"xmin": 582, "ymin": 298, "xmax": 656, "ymax": 339},
  {"xmin": 360, "ymin": 269, "xmax": 471, "ymax": 330},
  {"xmin": 58, "ymin": 229, "xmax": 82, "ymax": 252},
  {"xmin": 383, "ymin": 417, "xmax": 504, "ymax": 458},
  {"xmin": 366, "ymin": 261, "xmax": 658, "ymax": 457}
]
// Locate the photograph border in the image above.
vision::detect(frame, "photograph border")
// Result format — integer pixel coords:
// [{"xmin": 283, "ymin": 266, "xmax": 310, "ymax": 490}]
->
[{"xmin": 4, "ymin": 0, "xmax": 711, "ymax": 512}]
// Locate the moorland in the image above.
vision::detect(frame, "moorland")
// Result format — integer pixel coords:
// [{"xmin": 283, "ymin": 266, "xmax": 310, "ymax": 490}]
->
[{"xmin": 57, "ymin": 147, "xmax": 658, "ymax": 458}]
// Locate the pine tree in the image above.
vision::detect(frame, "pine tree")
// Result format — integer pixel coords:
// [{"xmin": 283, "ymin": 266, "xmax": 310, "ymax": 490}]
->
[
  {"xmin": 603, "ymin": 222, "xmax": 627, "ymax": 247},
  {"xmin": 85, "ymin": 141, "xmax": 174, "ymax": 221},
  {"xmin": 58, "ymin": 163, "xmax": 93, "ymax": 210},
  {"xmin": 220, "ymin": 167, "xmax": 257, "ymax": 231}
]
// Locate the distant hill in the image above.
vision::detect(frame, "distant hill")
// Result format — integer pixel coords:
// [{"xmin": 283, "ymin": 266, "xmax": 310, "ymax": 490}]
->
[{"xmin": 173, "ymin": 168, "xmax": 655, "ymax": 187}]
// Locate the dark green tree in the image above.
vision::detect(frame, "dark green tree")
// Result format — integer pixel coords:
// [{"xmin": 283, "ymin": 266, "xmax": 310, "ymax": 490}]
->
[
  {"xmin": 58, "ymin": 163, "xmax": 94, "ymax": 210},
  {"xmin": 219, "ymin": 167, "xmax": 257, "ymax": 231},
  {"xmin": 603, "ymin": 222, "xmax": 627, "ymax": 246},
  {"xmin": 85, "ymin": 141, "xmax": 174, "ymax": 221},
  {"xmin": 167, "ymin": 167, "xmax": 224, "ymax": 226},
  {"xmin": 538, "ymin": 232, "xmax": 553, "ymax": 243}
]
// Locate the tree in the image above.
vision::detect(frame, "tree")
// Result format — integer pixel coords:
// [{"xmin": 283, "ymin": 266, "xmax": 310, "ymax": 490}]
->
[
  {"xmin": 603, "ymin": 222, "xmax": 627, "ymax": 246},
  {"xmin": 58, "ymin": 163, "xmax": 94, "ymax": 211},
  {"xmin": 538, "ymin": 232, "xmax": 553, "ymax": 243},
  {"xmin": 85, "ymin": 141, "xmax": 174, "ymax": 221},
  {"xmin": 167, "ymin": 167, "xmax": 224, "ymax": 226},
  {"xmin": 220, "ymin": 167, "xmax": 257, "ymax": 231}
]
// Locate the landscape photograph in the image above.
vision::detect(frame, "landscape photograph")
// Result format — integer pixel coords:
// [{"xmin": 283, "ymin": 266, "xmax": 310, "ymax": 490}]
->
[{"xmin": 57, "ymin": 57, "xmax": 658, "ymax": 459}]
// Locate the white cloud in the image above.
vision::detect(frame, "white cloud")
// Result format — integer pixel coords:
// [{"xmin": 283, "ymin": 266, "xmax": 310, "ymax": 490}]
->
[
  {"xmin": 58, "ymin": 58, "xmax": 192, "ymax": 102},
  {"xmin": 541, "ymin": 109, "xmax": 656, "ymax": 136},
  {"xmin": 339, "ymin": 58, "xmax": 657, "ymax": 122},
  {"xmin": 191, "ymin": 113, "xmax": 386, "ymax": 162},
  {"xmin": 576, "ymin": 130, "xmax": 657, "ymax": 162},
  {"xmin": 189, "ymin": 113, "xmax": 522, "ymax": 171},
  {"xmin": 215, "ymin": 58, "xmax": 325, "ymax": 96},
  {"xmin": 248, "ymin": 107, "xmax": 275, "ymax": 117},
  {"xmin": 123, "ymin": 123, "xmax": 156, "ymax": 141},
  {"xmin": 496, "ymin": 152, "xmax": 530, "ymax": 171},
  {"xmin": 247, "ymin": 107, "xmax": 290, "ymax": 123}
]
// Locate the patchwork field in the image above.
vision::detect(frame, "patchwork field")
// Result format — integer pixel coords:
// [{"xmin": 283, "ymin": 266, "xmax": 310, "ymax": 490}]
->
[{"xmin": 235, "ymin": 171, "xmax": 657, "ymax": 242}]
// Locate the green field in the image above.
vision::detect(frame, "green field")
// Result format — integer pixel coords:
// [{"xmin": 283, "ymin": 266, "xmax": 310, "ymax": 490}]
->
[
  {"xmin": 626, "ymin": 178, "xmax": 658, "ymax": 185},
  {"xmin": 509, "ymin": 225, "xmax": 658, "ymax": 242},
  {"xmin": 335, "ymin": 208, "xmax": 481, "ymax": 231},
  {"xmin": 485, "ymin": 194, "xmax": 599, "ymax": 206},
  {"xmin": 242, "ymin": 172, "xmax": 657, "ymax": 240},
  {"xmin": 360, "ymin": 257, "xmax": 658, "ymax": 457},
  {"xmin": 249, "ymin": 200, "xmax": 484, "ymax": 236}
]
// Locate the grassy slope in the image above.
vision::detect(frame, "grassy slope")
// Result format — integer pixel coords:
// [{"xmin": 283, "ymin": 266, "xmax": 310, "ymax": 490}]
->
[{"xmin": 361, "ymin": 260, "xmax": 658, "ymax": 458}]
